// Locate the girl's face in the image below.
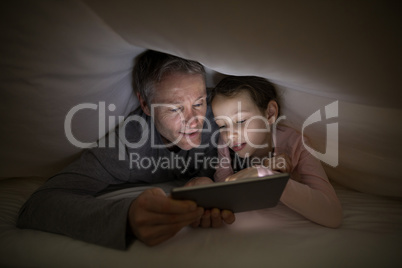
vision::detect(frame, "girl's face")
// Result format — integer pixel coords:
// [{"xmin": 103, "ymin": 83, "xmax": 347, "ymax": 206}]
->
[{"xmin": 212, "ymin": 90, "xmax": 277, "ymax": 159}]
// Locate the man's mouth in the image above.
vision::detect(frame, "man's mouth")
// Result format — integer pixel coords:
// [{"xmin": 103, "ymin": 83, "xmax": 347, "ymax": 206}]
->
[
  {"xmin": 231, "ymin": 143, "xmax": 246, "ymax": 152},
  {"xmin": 180, "ymin": 129, "xmax": 200, "ymax": 138}
]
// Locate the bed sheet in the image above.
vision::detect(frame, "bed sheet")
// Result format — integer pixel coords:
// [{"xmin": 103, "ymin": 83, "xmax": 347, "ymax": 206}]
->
[{"xmin": 1, "ymin": 177, "xmax": 401, "ymax": 267}]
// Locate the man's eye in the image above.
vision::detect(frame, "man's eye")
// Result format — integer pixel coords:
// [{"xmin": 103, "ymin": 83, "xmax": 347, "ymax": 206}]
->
[
  {"xmin": 218, "ymin": 125, "xmax": 226, "ymax": 129},
  {"xmin": 193, "ymin": 100, "xmax": 204, "ymax": 108},
  {"xmin": 170, "ymin": 107, "xmax": 181, "ymax": 112}
]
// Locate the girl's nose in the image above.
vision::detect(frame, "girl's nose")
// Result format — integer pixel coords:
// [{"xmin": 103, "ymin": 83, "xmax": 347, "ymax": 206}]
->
[{"xmin": 227, "ymin": 127, "xmax": 241, "ymax": 144}]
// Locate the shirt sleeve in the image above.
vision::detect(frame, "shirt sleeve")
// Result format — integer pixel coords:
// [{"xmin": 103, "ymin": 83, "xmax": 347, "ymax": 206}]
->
[
  {"xmin": 17, "ymin": 139, "xmax": 134, "ymax": 250},
  {"xmin": 279, "ymin": 133, "xmax": 343, "ymax": 228}
]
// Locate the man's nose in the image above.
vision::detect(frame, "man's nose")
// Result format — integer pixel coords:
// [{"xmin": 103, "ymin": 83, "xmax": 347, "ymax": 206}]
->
[{"xmin": 183, "ymin": 109, "xmax": 199, "ymax": 128}]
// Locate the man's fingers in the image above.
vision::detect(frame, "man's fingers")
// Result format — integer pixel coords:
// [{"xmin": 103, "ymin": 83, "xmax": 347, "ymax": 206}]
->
[
  {"xmin": 190, "ymin": 219, "xmax": 201, "ymax": 228},
  {"xmin": 138, "ymin": 188, "xmax": 198, "ymax": 214},
  {"xmin": 199, "ymin": 208, "xmax": 234, "ymax": 228},
  {"xmin": 211, "ymin": 208, "xmax": 223, "ymax": 228},
  {"xmin": 222, "ymin": 209, "xmax": 236, "ymax": 224},
  {"xmin": 200, "ymin": 210, "xmax": 211, "ymax": 228},
  {"xmin": 132, "ymin": 207, "xmax": 204, "ymax": 246},
  {"xmin": 134, "ymin": 206, "xmax": 204, "ymax": 226},
  {"xmin": 132, "ymin": 188, "xmax": 236, "ymax": 246},
  {"xmin": 156, "ymin": 208, "xmax": 204, "ymax": 225}
]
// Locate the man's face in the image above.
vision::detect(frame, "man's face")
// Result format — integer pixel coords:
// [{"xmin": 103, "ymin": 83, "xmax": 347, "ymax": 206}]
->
[{"xmin": 143, "ymin": 73, "xmax": 207, "ymax": 150}]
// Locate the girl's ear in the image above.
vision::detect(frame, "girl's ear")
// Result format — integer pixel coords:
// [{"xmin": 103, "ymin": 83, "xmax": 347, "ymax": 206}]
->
[
  {"xmin": 137, "ymin": 93, "xmax": 151, "ymax": 116},
  {"xmin": 265, "ymin": 100, "xmax": 279, "ymax": 124}
]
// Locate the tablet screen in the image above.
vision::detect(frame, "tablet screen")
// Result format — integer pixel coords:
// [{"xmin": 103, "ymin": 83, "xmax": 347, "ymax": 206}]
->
[{"xmin": 171, "ymin": 173, "xmax": 289, "ymax": 213}]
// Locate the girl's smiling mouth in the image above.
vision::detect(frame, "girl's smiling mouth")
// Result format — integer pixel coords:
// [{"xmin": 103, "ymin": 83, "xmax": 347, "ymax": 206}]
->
[{"xmin": 231, "ymin": 143, "xmax": 246, "ymax": 152}]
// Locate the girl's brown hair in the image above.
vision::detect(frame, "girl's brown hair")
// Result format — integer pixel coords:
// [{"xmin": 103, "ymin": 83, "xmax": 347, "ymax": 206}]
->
[{"xmin": 210, "ymin": 76, "xmax": 280, "ymax": 115}]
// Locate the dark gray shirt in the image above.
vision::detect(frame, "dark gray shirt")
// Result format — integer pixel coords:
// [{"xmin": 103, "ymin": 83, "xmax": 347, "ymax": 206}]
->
[{"xmin": 17, "ymin": 106, "xmax": 219, "ymax": 249}]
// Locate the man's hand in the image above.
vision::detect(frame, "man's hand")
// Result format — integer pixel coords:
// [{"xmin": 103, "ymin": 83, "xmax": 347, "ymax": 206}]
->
[
  {"xmin": 128, "ymin": 188, "xmax": 204, "ymax": 246},
  {"xmin": 184, "ymin": 177, "xmax": 236, "ymax": 228},
  {"xmin": 190, "ymin": 208, "xmax": 235, "ymax": 228}
]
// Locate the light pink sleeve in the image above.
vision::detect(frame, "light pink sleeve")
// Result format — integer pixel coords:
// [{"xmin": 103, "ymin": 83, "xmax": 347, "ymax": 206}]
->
[
  {"xmin": 278, "ymin": 128, "xmax": 343, "ymax": 228},
  {"xmin": 214, "ymin": 137, "xmax": 235, "ymax": 182}
]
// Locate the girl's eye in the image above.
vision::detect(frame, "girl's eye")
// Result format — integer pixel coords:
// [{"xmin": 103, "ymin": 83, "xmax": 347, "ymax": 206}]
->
[
  {"xmin": 218, "ymin": 125, "xmax": 226, "ymax": 129},
  {"xmin": 237, "ymin": 119, "xmax": 246, "ymax": 124}
]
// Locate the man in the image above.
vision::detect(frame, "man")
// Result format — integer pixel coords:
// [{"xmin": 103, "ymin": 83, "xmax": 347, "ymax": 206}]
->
[{"xmin": 17, "ymin": 50, "xmax": 235, "ymax": 250}]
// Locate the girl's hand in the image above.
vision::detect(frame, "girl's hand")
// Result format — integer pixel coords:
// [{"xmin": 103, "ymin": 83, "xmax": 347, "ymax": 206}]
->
[
  {"xmin": 224, "ymin": 153, "xmax": 292, "ymax": 182},
  {"xmin": 263, "ymin": 153, "xmax": 292, "ymax": 173},
  {"xmin": 184, "ymin": 177, "xmax": 214, "ymax": 187},
  {"xmin": 225, "ymin": 167, "xmax": 259, "ymax": 182}
]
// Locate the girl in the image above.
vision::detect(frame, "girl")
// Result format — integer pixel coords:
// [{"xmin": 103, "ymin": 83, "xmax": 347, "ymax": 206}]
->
[{"xmin": 210, "ymin": 76, "xmax": 342, "ymax": 228}]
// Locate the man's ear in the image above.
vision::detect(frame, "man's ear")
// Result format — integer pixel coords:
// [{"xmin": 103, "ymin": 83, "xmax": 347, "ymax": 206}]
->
[
  {"xmin": 265, "ymin": 100, "xmax": 279, "ymax": 124},
  {"xmin": 137, "ymin": 93, "xmax": 151, "ymax": 116}
]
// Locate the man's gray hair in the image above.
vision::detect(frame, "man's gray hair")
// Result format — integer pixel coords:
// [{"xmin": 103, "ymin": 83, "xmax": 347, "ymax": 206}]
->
[{"xmin": 133, "ymin": 50, "xmax": 206, "ymax": 105}]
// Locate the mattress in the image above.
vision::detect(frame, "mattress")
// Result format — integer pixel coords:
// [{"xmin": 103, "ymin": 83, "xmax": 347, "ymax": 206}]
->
[{"xmin": 1, "ymin": 177, "xmax": 401, "ymax": 267}]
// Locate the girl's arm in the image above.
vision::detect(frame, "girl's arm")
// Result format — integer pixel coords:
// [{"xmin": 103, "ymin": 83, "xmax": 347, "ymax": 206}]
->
[{"xmin": 279, "ymin": 140, "xmax": 343, "ymax": 228}]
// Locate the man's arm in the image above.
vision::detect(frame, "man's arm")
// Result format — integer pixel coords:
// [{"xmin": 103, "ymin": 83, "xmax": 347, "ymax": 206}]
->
[
  {"xmin": 17, "ymin": 148, "xmax": 135, "ymax": 249},
  {"xmin": 17, "ymin": 145, "xmax": 208, "ymax": 249}
]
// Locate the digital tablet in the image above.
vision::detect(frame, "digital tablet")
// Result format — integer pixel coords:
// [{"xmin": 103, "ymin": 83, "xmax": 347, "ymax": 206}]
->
[{"xmin": 171, "ymin": 173, "xmax": 289, "ymax": 213}]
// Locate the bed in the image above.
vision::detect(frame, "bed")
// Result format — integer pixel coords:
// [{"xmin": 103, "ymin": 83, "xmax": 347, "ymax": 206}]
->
[{"xmin": 1, "ymin": 1, "xmax": 401, "ymax": 267}]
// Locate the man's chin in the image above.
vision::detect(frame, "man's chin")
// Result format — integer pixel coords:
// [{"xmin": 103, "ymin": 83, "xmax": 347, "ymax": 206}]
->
[{"xmin": 177, "ymin": 138, "xmax": 202, "ymax": 150}]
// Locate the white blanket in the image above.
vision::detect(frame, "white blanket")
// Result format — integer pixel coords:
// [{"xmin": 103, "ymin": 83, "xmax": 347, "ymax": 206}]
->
[
  {"xmin": 1, "ymin": 0, "xmax": 401, "ymax": 197},
  {"xmin": 0, "ymin": 177, "xmax": 401, "ymax": 267}
]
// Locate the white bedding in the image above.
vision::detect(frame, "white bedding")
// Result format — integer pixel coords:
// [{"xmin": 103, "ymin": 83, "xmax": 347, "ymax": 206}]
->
[
  {"xmin": 1, "ymin": 177, "xmax": 401, "ymax": 267},
  {"xmin": 1, "ymin": 1, "xmax": 402, "ymax": 267}
]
